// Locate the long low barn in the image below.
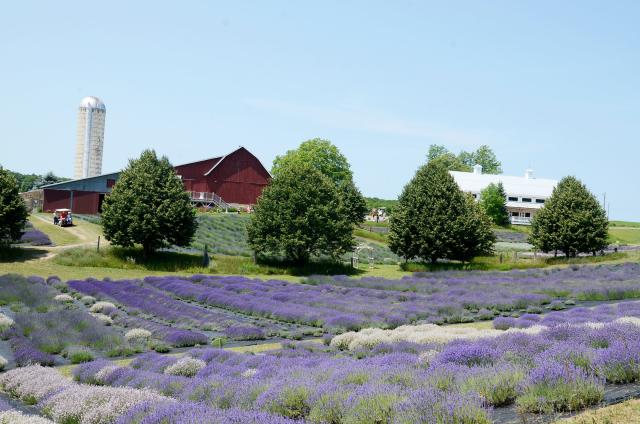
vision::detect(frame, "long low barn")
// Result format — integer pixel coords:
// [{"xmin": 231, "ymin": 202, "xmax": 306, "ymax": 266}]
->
[{"xmin": 41, "ymin": 147, "xmax": 271, "ymax": 214}]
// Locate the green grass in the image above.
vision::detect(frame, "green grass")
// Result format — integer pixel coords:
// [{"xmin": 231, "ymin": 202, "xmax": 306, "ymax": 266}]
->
[
  {"xmin": 556, "ymin": 398, "xmax": 640, "ymax": 424},
  {"xmin": 401, "ymin": 251, "xmax": 636, "ymax": 273},
  {"xmin": 610, "ymin": 220, "xmax": 640, "ymax": 228},
  {"xmin": 609, "ymin": 227, "xmax": 640, "ymax": 245},
  {"xmin": 28, "ymin": 215, "xmax": 81, "ymax": 246},
  {"xmin": 354, "ymin": 228, "xmax": 388, "ymax": 243}
]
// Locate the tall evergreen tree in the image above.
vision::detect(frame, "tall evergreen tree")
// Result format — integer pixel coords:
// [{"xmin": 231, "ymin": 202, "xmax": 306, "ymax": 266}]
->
[
  {"xmin": 389, "ymin": 161, "xmax": 494, "ymax": 263},
  {"xmin": 479, "ymin": 182, "xmax": 509, "ymax": 226},
  {"xmin": 101, "ymin": 150, "xmax": 196, "ymax": 257},
  {"xmin": 529, "ymin": 176, "xmax": 608, "ymax": 257},
  {"xmin": 272, "ymin": 138, "xmax": 367, "ymax": 224},
  {"xmin": 248, "ymin": 161, "xmax": 354, "ymax": 264},
  {"xmin": 0, "ymin": 168, "xmax": 28, "ymax": 246}
]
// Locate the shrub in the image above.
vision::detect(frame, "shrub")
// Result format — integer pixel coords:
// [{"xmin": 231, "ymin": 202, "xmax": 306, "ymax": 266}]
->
[
  {"xmin": 516, "ymin": 361, "xmax": 604, "ymax": 413},
  {"xmin": 0, "ymin": 313, "xmax": 14, "ymax": 332},
  {"xmin": 89, "ymin": 301, "xmax": 117, "ymax": 313},
  {"xmin": 80, "ymin": 296, "xmax": 96, "ymax": 305},
  {"xmin": 91, "ymin": 313, "xmax": 113, "ymax": 326},
  {"xmin": 125, "ymin": 328, "xmax": 152, "ymax": 343},
  {"xmin": 163, "ymin": 357, "xmax": 206, "ymax": 377},
  {"xmin": 462, "ymin": 366, "xmax": 525, "ymax": 406},
  {"xmin": 65, "ymin": 347, "xmax": 95, "ymax": 364},
  {"xmin": 53, "ymin": 294, "xmax": 73, "ymax": 303},
  {"xmin": 0, "ymin": 355, "xmax": 7, "ymax": 371},
  {"xmin": 0, "ymin": 410, "xmax": 54, "ymax": 424}
]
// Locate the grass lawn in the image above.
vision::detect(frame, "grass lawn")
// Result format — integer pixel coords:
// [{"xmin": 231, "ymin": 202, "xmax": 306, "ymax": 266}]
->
[
  {"xmin": 556, "ymin": 398, "xmax": 640, "ymax": 423},
  {"xmin": 609, "ymin": 227, "xmax": 640, "ymax": 245},
  {"xmin": 610, "ymin": 220, "xmax": 640, "ymax": 228},
  {"xmin": 354, "ymin": 227, "xmax": 388, "ymax": 243},
  {"xmin": 28, "ymin": 215, "xmax": 81, "ymax": 246},
  {"xmin": 0, "ymin": 243, "xmax": 411, "ymax": 281}
]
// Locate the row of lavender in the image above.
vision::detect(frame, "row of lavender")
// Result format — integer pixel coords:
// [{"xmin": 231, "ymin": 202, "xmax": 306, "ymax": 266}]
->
[
  {"xmin": 494, "ymin": 299, "xmax": 640, "ymax": 329},
  {"xmin": 63, "ymin": 319, "xmax": 640, "ymax": 422},
  {"xmin": 0, "ymin": 275, "xmax": 218, "ymax": 367},
  {"xmin": 15, "ymin": 222, "xmax": 52, "ymax": 246},
  {"xmin": 65, "ymin": 278, "xmax": 318, "ymax": 341},
  {"xmin": 135, "ymin": 263, "xmax": 640, "ymax": 330}
]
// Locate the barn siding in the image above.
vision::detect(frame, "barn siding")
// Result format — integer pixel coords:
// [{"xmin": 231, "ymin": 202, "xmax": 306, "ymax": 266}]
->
[
  {"xmin": 206, "ymin": 148, "xmax": 270, "ymax": 204},
  {"xmin": 43, "ymin": 189, "xmax": 101, "ymax": 214}
]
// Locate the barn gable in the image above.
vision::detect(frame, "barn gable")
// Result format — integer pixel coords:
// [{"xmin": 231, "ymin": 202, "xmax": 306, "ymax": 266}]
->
[{"xmin": 174, "ymin": 147, "xmax": 271, "ymax": 206}]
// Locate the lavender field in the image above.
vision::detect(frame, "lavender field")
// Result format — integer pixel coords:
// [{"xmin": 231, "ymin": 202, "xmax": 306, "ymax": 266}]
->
[{"xmin": 2, "ymin": 263, "xmax": 640, "ymax": 422}]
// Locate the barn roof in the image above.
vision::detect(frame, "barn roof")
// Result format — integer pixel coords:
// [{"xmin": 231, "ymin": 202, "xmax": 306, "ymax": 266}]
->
[
  {"xmin": 450, "ymin": 170, "xmax": 557, "ymax": 198},
  {"xmin": 41, "ymin": 172, "xmax": 121, "ymax": 190}
]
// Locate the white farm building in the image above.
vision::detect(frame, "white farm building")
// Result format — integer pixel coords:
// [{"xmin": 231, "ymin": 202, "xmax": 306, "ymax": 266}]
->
[{"xmin": 450, "ymin": 165, "xmax": 557, "ymax": 225}]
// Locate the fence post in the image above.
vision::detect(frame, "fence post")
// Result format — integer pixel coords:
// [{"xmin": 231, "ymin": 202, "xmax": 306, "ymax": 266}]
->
[{"xmin": 97, "ymin": 236, "xmax": 100, "ymax": 252}]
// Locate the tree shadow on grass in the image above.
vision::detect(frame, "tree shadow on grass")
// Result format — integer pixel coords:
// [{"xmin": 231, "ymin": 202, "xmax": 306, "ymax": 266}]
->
[
  {"xmin": 256, "ymin": 257, "xmax": 364, "ymax": 276},
  {"xmin": 0, "ymin": 247, "xmax": 49, "ymax": 263}
]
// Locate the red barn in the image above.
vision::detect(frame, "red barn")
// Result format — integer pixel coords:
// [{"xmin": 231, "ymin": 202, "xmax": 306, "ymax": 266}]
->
[
  {"xmin": 40, "ymin": 147, "xmax": 271, "ymax": 214},
  {"xmin": 174, "ymin": 147, "xmax": 271, "ymax": 206}
]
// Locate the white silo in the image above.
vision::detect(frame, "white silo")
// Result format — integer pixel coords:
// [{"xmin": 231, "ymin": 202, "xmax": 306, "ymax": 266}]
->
[{"xmin": 74, "ymin": 96, "xmax": 106, "ymax": 179}]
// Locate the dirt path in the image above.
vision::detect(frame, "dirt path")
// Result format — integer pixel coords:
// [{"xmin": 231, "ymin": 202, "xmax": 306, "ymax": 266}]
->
[{"xmin": 20, "ymin": 215, "xmax": 107, "ymax": 262}]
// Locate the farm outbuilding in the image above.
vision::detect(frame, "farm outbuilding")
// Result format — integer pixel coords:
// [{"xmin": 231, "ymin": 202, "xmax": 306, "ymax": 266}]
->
[{"xmin": 41, "ymin": 147, "xmax": 270, "ymax": 215}]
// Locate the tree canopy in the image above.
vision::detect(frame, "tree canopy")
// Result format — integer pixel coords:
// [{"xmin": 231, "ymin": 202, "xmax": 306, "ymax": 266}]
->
[
  {"xmin": 479, "ymin": 182, "xmax": 509, "ymax": 226},
  {"xmin": 272, "ymin": 138, "xmax": 367, "ymax": 224},
  {"xmin": 248, "ymin": 161, "xmax": 354, "ymax": 264},
  {"xmin": 388, "ymin": 161, "xmax": 495, "ymax": 263},
  {"xmin": 3, "ymin": 169, "xmax": 68, "ymax": 192},
  {"xmin": 0, "ymin": 168, "xmax": 28, "ymax": 246},
  {"xmin": 101, "ymin": 150, "xmax": 196, "ymax": 257},
  {"xmin": 529, "ymin": 176, "xmax": 608, "ymax": 257},
  {"xmin": 427, "ymin": 144, "xmax": 502, "ymax": 174}
]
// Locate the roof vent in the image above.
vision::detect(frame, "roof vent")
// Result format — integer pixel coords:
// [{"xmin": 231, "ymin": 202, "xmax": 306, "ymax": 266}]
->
[
  {"xmin": 525, "ymin": 169, "xmax": 534, "ymax": 179},
  {"xmin": 473, "ymin": 164, "xmax": 483, "ymax": 175}
]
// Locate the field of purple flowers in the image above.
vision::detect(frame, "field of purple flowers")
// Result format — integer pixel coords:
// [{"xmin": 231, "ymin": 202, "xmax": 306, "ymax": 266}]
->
[
  {"xmin": 2, "ymin": 263, "xmax": 640, "ymax": 422},
  {"xmin": 0, "ymin": 318, "xmax": 634, "ymax": 423},
  {"xmin": 66, "ymin": 278, "xmax": 318, "ymax": 341}
]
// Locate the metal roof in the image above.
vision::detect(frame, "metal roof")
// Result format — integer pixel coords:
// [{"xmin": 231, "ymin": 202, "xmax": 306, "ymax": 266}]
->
[
  {"xmin": 79, "ymin": 96, "xmax": 105, "ymax": 110},
  {"xmin": 450, "ymin": 170, "xmax": 557, "ymax": 199}
]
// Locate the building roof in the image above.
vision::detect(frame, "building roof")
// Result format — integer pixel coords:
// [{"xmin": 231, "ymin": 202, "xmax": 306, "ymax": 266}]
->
[
  {"xmin": 79, "ymin": 96, "xmax": 106, "ymax": 110},
  {"xmin": 450, "ymin": 170, "xmax": 557, "ymax": 199},
  {"xmin": 41, "ymin": 172, "xmax": 120, "ymax": 190}
]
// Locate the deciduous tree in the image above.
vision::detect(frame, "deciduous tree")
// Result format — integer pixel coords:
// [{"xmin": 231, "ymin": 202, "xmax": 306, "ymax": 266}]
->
[
  {"xmin": 0, "ymin": 168, "xmax": 28, "ymax": 246},
  {"xmin": 248, "ymin": 162, "xmax": 354, "ymax": 264},
  {"xmin": 101, "ymin": 150, "xmax": 196, "ymax": 257},
  {"xmin": 529, "ymin": 176, "xmax": 608, "ymax": 257},
  {"xmin": 388, "ymin": 161, "xmax": 494, "ymax": 263},
  {"xmin": 272, "ymin": 138, "xmax": 367, "ymax": 224},
  {"xmin": 480, "ymin": 182, "xmax": 509, "ymax": 226}
]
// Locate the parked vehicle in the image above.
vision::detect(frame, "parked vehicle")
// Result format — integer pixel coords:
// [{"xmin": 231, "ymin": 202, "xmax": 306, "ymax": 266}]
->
[{"xmin": 53, "ymin": 209, "xmax": 73, "ymax": 227}]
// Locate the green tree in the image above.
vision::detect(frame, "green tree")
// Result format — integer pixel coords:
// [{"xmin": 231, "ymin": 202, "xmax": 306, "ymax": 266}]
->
[
  {"xmin": 388, "ymin": 161, "xmax": 494, "ymax": 263},
  {"xmin": 459, "ymin": 145, "xmax": 502, "ymax": 174},
  {"xmin": 0, "ymin": 168, "xmax": 28, "ymax": 246},
  {"xmin": 529, "ymin": 176, "xmax": 608, "ymax": 257},
  {"xmin": 427, "ymin": 144, "xmax": 502, "ymax": 174},
  {"xmin": 101, "ymin": 150, "xmax": 196, "ymax": 257},
  {"xmin": 248, "ymin": 161, "xmax": 354, "ymax": 264},
  {"xmin": 426, "ymin": 145, "xmax": 471, "ymax": 172},
  {"xmin": 479, "ymin": 182, "xmax": 509, "ymax": 226},
  {"xmin": 272, "ymin": 138, "xmax": 367, "ymax": 223}
]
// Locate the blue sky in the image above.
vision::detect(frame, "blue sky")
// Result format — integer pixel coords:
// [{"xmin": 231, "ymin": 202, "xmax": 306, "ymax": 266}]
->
[{"xmin": 1, "ymin": 1, "xmax": 638, "ymax": 220}]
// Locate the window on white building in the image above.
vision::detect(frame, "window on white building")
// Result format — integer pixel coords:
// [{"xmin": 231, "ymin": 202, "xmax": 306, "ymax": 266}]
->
[
  {"xmin": 508, "ymin": 196, "xmax": 518, "ymax": 202},
  {"xmin": 522, "ymin": 198, "xmax": 532, "ymax": 203}
]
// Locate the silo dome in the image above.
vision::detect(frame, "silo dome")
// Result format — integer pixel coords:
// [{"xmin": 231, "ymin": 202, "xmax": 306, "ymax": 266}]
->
[{"xmin": 79, "ymin": 96, "xmax": 106, "ymax": 110}]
